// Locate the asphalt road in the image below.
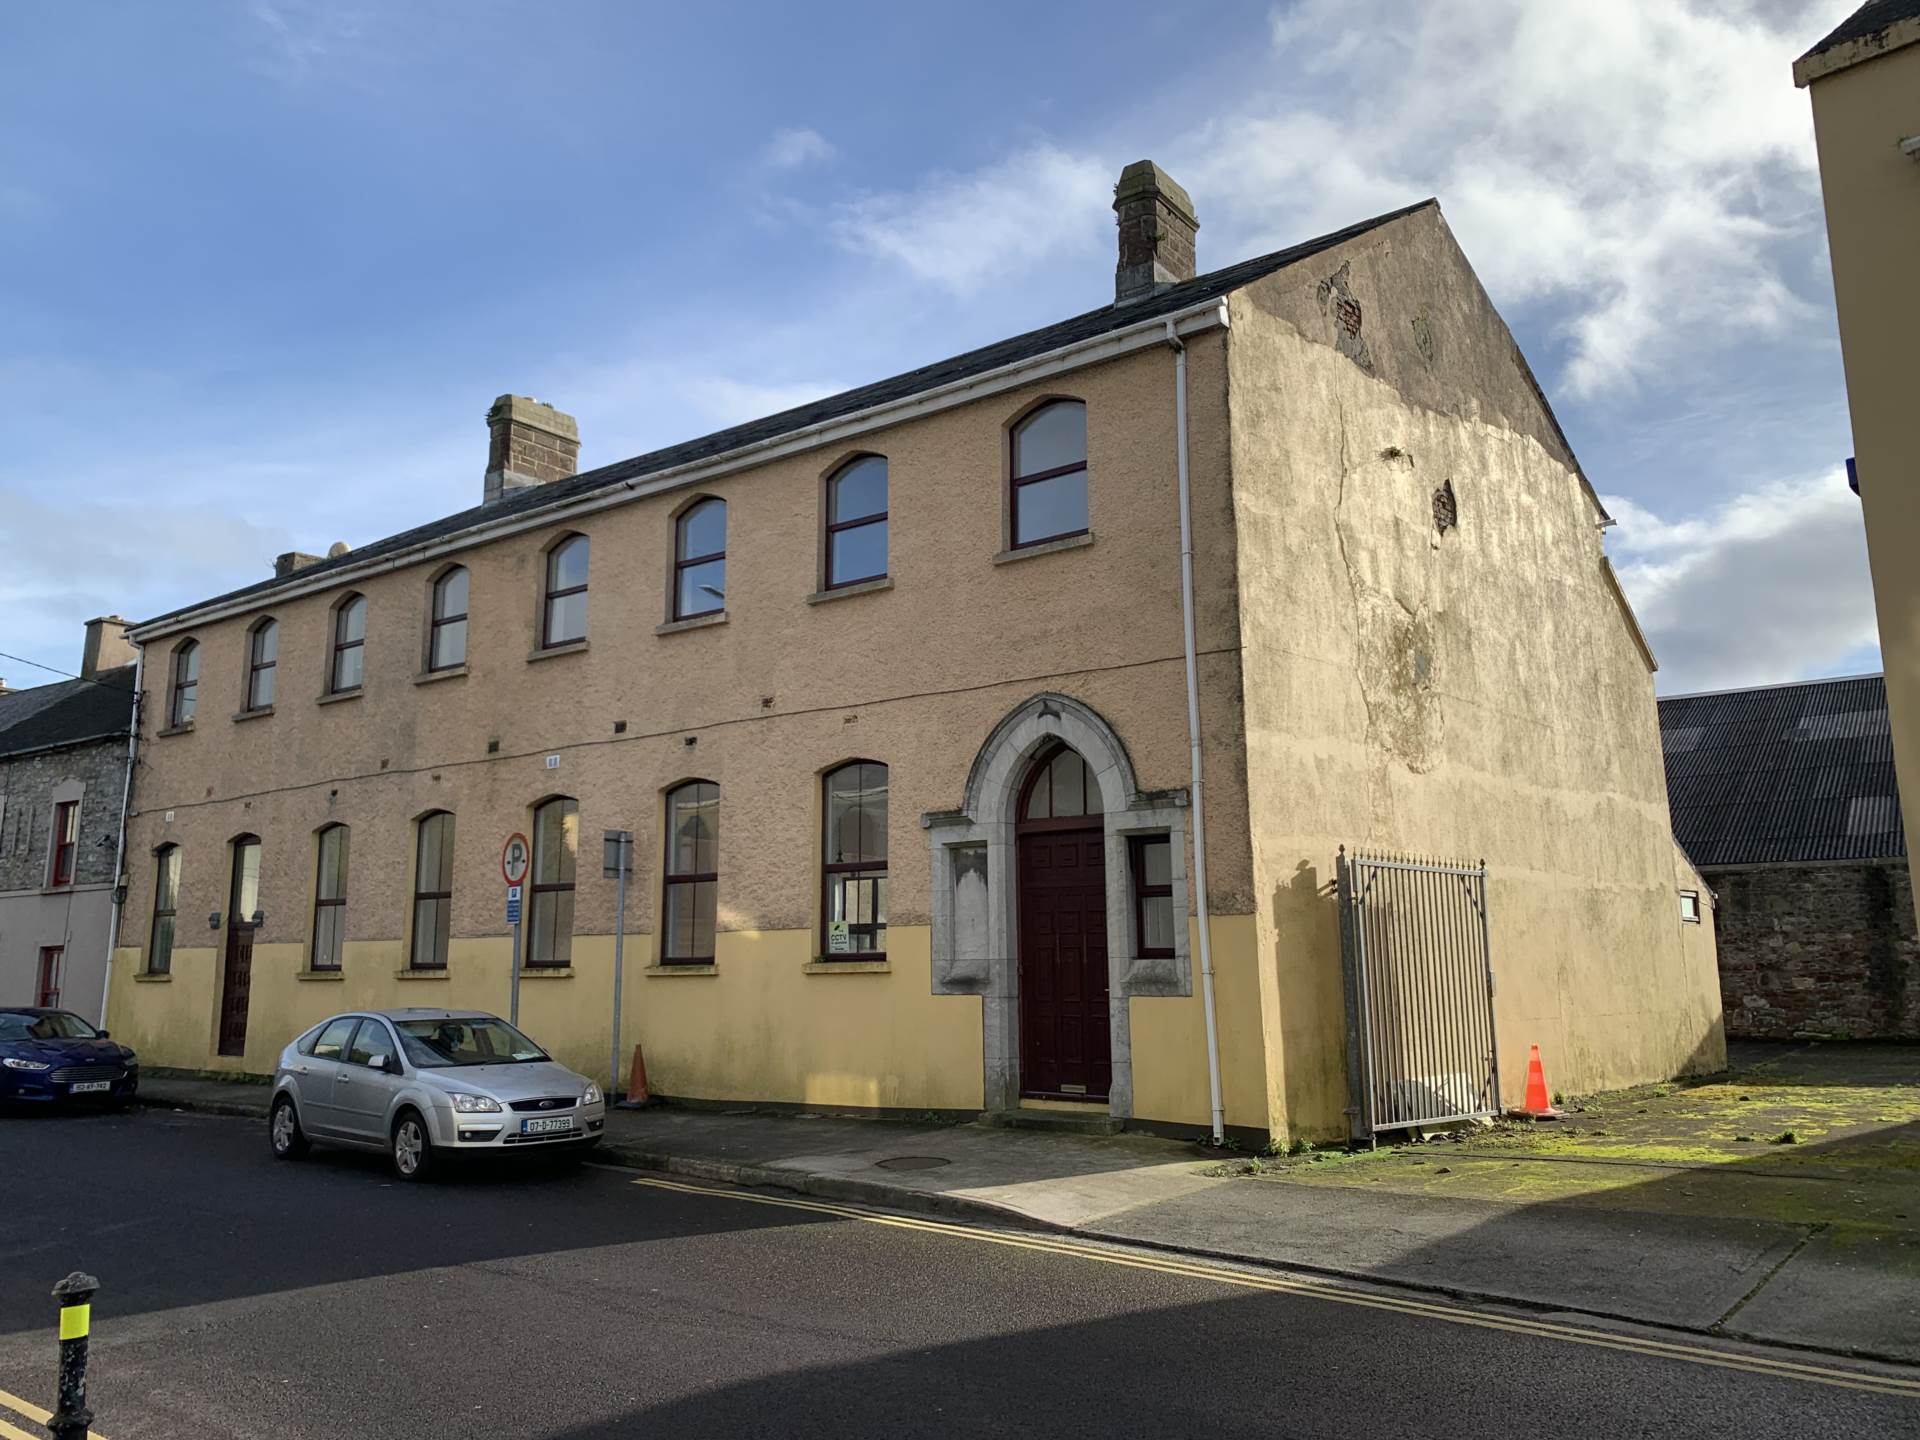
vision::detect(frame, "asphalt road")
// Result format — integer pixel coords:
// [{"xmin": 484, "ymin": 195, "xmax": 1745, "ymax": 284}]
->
[{"xmin": 0, "ymin": 1106, "xmax": 1915, "ymax": 1439}]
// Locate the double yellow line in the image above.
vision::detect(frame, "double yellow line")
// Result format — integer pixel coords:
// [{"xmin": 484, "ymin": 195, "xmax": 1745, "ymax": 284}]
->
[
  {"xmin": 0, "ymin": 1387, "xmax": 108, "ymax": 1440},
  {"xmin": 632, "ymin": 1175, "xmax": 1920, "ymax": 1400}
]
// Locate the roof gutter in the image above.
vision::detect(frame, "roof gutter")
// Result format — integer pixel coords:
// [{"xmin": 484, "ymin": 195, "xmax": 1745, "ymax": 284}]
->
[{"xmin": 129, "ymin": 299, "xmax": 1234, "ymax": 643}]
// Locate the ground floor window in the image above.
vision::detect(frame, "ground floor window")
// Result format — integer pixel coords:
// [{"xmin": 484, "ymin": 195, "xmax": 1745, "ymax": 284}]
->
[
  {"xmin": 529, "ymin": 796, "xmax": 578, "ymax": 967},
  {"xmin": 36, "ymin": 946, "xmax": 63, "ymax": 1008},
  {"xmin": 149, "ymin": 844, "xmax": 180, "ymax": 974},
  {"xmin": 662, "ymin": 781, "xmax": 719, "ymax": 965},
  {"xmin": 1129, "ymin": 835, "xmax": 1175, "ymax": 958},
  {"xmin": 823, "ymin": 761, "xmax": 887, "ymax": 958}
]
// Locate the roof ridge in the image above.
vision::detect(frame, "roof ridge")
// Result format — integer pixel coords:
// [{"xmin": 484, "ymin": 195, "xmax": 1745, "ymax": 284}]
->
[{"xmin": 1658, "ymin": 671, "xmax": 1884, "ymax": 703}]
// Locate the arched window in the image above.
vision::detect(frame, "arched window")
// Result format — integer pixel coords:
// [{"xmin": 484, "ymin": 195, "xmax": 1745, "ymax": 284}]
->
[
  {"xmin": 543, "ymin": 536, "xmax": 589, "ymax": 648},
  {"xmin": 148, "ymin": 844, "xmax": 180, "ymax": 976},
  {"xmin": 529, "ymin": 796, "xmax": 578, "ymax": 967},
  {"xmin": 329, "ymin": 594, "xmax": 366, "ymax": 693},
  {"xmin": 1010, "ymin": 400, "xmax": 1088, "ymax": 549},
  {"xmin": 429, "ymin": 566, "xmax": 468, "ymax": 671},
  {"xmin": 410, "ymin": 811, "xmax": 455, "ymax": 970},
  {"xmin": 245, "ymin": 619, "xmax": 278, "ymax": 711},
  {"xmin": 169, "ymin": 641, "xmax": 199, "ymax": 727},
  {"xmin": 673, "ymin": 498, "xmax": 726, "ymax": 620},
  {"xmin": 662, "ymin": 781, "xmax": 719, "ymax": 965},
  {"xmin": 822, "ymin": 761, "xmax": 887, "ymax": 959},
  {"xmin": 311, "ymin": 824, "xmax": 350, "ymax": 971},
  {"xmin": 826, "ymin": 456, "xmax": 888, "ymax": 588},
  {"xmin": 1018, "ymin": 743, "xmax": 1105, "ymax": 822}
]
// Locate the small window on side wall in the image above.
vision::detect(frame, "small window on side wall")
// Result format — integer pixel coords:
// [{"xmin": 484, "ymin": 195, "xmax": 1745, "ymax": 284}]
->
[
  {"xmin": 169, "ymin": 641, "xmax": 199, "ymax": 727},
  {"xmin": 430, "ymin": 567, "xmax": 469, "ymax": 671},
  {"xmin": 1011, "ymin": 400, "xmax": 1088, "ymax": 548},
  {"xmin": 1679, "ymin": 890, "xmax": 1702, "ymax": 924},
  {"xmin": 826, "ymin": 457, "xmax": 888, "ymax": 588},
  {"xmin": 330, "ymin": 594, "xmax": 366, "ymax": 693},
  {"xmin": 543, "ymin": 537, "xmax": 589, "ymax": 648},
  {"xmin": 674, "ymin": 499, "xmax": 727, "ymax": 619},
  {"xmin": 246, "ymin": 619, "xmax": 279, "ymax": 710}
]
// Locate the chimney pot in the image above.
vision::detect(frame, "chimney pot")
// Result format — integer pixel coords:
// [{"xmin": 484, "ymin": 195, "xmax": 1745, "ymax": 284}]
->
[
  {"xmin": 81, "ymin": 615, "xmax": 135, "ymax": 679},
  {"xmin": 485, "ymin": 395, "xmax": 580, "ymax": 504},
  {"xmin": 1113, "ymin": 160, "xmax": 1198, "ymax": 304}
]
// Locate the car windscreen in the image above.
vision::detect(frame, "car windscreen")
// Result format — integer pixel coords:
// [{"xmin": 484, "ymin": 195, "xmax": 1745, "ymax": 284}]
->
[
  {"xmin": 0, "ymin": 1012, "xmax": 97, "ymax": 1041},
  {"xmin": 394, "ymin": 1018, "xmax": 548, "ymax": 1068}
]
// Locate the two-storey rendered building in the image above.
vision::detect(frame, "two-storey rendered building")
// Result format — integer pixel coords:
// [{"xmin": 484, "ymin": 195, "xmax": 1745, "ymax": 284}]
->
[{"xmin": 108, "ymin": 164, "xmax": 1722, "ymax": 1141}]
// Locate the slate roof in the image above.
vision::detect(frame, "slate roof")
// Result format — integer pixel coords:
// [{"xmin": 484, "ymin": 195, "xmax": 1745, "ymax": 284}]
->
[
  {"xmin": 0, "ymin": 665, "xmax": 137, "ymax": 761},
  {"xmin": 136, "ymin": 198, "xmax": 1437, "ymax": 631},
  {"xmin": 1800, "ymin": 0, "xmax": 1920, "ymax": 62},
  {"xmin": 1659, "ymin": 674, "xmax": 1906, "ymax": 866}
]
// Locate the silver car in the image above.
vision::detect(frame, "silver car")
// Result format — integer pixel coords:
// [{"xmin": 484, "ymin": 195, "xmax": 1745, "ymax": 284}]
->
[{"xmin": 268, "ymin": 1008, "xmax": 607, "ymax": 1180}]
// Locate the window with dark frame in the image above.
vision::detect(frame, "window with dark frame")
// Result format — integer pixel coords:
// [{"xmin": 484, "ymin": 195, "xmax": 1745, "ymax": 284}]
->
[
  {"xmin": 429, "ymin": 567, "xmax": 468, "ymax": 671},
  {"xmin": 49, "ymin": 800, "xmax": 78, "ymax": 886},
  {"xmin": 822, "ymin": 761, "xmax": 887, "ymax": 959},
  {"xmin": 826, "ymin": 456, "xmax": 888, "ymax": 588},
  {"xmin": 36, "ymin": 946, "xmax": 63, "ymax": 1008},
  {"xmin": 149, "ymin": 844, "xmax": 180, "ymax": 975},
  {"xmin": 673, "ymin": 499, "xmax": 727, "ymax": 619},
  {"xmin": 662, "ymin": 781, "xmax": 719, "ymax": 965},
  {"xmin": 330, "ymin": 594, "xmax": 366, "ymax": 693},
  {"xmin": 310, "ymin": 824, "xmax": 350, "ymax": 970},
  {"xmin": 1019, "ymin": 744, "xmax": 1105, "ymax": 821},
  {"xmin": 1010, "ymin": 400, "xmax": 1089, "ymax": 549},
  {"xmin": 411, "ymin": 811, "xmax": 455, "ymax": 969},
  {"xmin": 170, "ymin": 641, "xmax": 199, "ymax": 726},
  {"xmin": 528, "ymin": 797, "xmax": 578, "ymax": 966},
  {"xmin": 1129, "ymin": 835, "xmax": 1175, "ymax": 959},
  {"xmin": 246, "ymin": 619, "xmax": 278, "ymax": 710},
  {"xmin": 543, "ymin": 537, "xmax": 589, "ymax": 648}
]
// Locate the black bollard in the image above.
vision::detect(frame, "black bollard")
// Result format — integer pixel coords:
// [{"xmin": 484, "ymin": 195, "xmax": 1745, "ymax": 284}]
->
[{"xmin": 49, "ymin": 1271, "xmax": 98, "ymax": 1440}]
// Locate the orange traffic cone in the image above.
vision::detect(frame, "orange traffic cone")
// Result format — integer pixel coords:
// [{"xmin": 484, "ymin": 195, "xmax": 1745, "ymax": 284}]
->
[
  {"xmin": 625, "ymin": 1043, "xmax": 651, "ymax": 1106},
  {"xmin": 1520, "ymin": 1043, "xmax": 1561, "ymax": 1119}
]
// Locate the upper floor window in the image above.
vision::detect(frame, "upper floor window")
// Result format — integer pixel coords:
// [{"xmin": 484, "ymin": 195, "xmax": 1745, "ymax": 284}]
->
[
  {"xmin": 822, "ymin": 761, "xmax": 887, "ymax": 959},
  {"xmin": 674, "ymin": 499, "xmax": 727, "ymax": 620},
  {"xmin": 330, "ymin": 594, "xmax": 366, "ymax": 693},
  {"xmin": 429, "ymin": 567, "xmax": 469, "ymax": 671},
  {"xmin": 1680, "ymin": 890, "xmax": 1702, "ymax": 924},
  {"xmin": 1010, "ymin": 400, "xmax": 1088, "ymax": 548},
  {"xmin": 49, "ymin": 800, "xmax": 78, "ymax": 886},
  {"xmin": 543, "ymin": 536, "xmax": 589, "ymax": 648},
  {"xmin": 246, "ymin": 619, "xmax": 279, "ymax": 711},
  {"xmin": 662, "ymin": 781, "xmax": 719, "ymax": 965},
  {"xmin": 411, "ymin": 811, "xmax": 455, "ymax": 969},
  {"xmin": 311, "ymin": 824, "xmax": 350, "ymax": 970},
  {"xmin": 826, "ymin": 456, "xmax": 888, "ymax": 589},
  {"xmin": 149, "ymin": 844, "xmax": 180, "ymax": 975},
  {"xmin": 529, "ymin": 796, "xmax": 578, "ymax": 967},
  {"xmin": 169, "ymin": 641, "xmax": 200, "ymax": 727}
]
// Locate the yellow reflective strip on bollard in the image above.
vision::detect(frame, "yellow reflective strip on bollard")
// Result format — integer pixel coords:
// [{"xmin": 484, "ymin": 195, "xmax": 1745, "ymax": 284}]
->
[{"xmin": 58, "ymin": 1304, "xmax": 89, "ymax": 1341}]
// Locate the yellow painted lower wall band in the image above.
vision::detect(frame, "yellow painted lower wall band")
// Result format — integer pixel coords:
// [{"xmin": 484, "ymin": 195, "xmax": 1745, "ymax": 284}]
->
[{"xmin": 58, "ymin": 1303, "xmax": 90, "ymax": 1340}]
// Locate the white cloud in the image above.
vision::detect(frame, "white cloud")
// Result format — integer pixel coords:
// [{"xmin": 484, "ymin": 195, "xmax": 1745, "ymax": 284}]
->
[
  {"xmin": 1604, "ymin": 471, "xmax": 1880, "ymax": 693},
  {"xmin": 762, "ymin": 128, "xmax": 837, "ymax": 171},
  {"xmin": 246, "ymin": 0, "xmax": 372, "ymax": 81}
]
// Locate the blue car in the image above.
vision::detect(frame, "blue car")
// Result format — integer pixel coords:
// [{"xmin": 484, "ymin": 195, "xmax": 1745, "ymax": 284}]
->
[{"xmin": 0, "ymin": 1008, "xmax": 139, "ymax": 1107}]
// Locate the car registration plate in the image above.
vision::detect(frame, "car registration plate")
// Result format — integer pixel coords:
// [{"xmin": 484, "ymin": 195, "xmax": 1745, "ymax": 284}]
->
[
  {"xmin": 69, "ymin": 1081, "xmax": 112, "ymax": 1094},
  {"xmin": 522, "ymin": 1115, "xmax": 574, "ymax": 1135}
]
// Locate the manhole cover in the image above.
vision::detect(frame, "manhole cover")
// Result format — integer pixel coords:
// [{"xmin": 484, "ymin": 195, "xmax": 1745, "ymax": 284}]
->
[{"xmin": 875, "ymin": 1155, "xmax": 951, "ymax": 1171}]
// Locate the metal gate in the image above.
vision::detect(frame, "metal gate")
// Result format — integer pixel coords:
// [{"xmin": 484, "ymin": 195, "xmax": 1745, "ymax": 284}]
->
[{"xmin": 1335, "ymin": 848, "xmax": 1500, "ymax": 1142}]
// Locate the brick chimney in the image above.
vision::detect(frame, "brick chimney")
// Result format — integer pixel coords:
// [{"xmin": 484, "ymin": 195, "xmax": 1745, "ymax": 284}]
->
[
  {"xmin": 81, "ymin": 615, "xmax": 136, "ymax": 679},
  {"xmin": 1113, "ymin": 161, "xmax": 1198, "ymax": 304},
  {"xmin": 274, "ymin": 551, "xmax": 323, "ymax": 578},
  {"xmin": 485, "ymin": 395, "xmax": 579, "ymax": 504}
]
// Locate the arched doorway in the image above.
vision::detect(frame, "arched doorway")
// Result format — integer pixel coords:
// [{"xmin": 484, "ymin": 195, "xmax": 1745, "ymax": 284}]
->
[{"xmin": 1016, "ymin": 743, "xmax": 1109, "ymax": 1100}]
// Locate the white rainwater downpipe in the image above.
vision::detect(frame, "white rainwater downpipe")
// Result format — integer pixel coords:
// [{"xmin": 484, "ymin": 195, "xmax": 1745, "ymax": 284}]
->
[
  {"xmin": 1167, "ymin": 317, "xmax": 1226, "ymax": 1144},
  {"xmin": 96, "ymin": 644, "xmax": 144, "ymax": 1027}
]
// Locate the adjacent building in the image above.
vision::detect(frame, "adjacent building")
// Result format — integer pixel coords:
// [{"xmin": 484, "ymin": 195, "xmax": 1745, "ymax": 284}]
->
[
  {"xmin": 1795, "ymin": 2, "xmax": 1920, "ymax": 917},
  {"xmin": 107, "ymin": 164, "xmax": 1721, "ymax": 1141},
  {"xmin": 0, "ymin": 619, "xmax": 138, "ymax": 1017},
  {"xmin": 1661, "ymin": 673, "xmax": 1916, "ymax": 1039}
]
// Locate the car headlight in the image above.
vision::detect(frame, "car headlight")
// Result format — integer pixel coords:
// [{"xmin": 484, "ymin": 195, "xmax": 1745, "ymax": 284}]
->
[
  {"xmin": 582, "ymin": 1082, "xmax": 602, "ymax": 1105},
  {"xmin": 3, "ymin": 1058, "xmax": 50, "ymax": 1072},
  {"xmin": 450, "ymin": 1092, "xmax": 502, "ymax": 1113}
]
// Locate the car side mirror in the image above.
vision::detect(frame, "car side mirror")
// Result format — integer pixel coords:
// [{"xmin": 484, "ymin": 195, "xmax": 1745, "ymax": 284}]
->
[
  {"xmin": 97, "ymin": 1029, "xmax": 110, "ymax": 1039},
  {"xmin": 380, "ymin": 1055, "xmax": 402, "ymax": 1075}
]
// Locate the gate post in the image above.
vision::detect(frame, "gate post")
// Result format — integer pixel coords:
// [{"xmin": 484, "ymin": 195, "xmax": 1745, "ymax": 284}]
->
[{"xmin": 1334, "ymin": 848, "xmax": 1371, "ymax": 1148}]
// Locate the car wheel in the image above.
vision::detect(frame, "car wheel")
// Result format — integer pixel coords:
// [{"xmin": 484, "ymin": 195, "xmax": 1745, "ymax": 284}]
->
[
  {"xmin": 270, "ymin": 1096, "xmax": 310, "ymax": 1160},
  {"xmin": 391, "ymin": 1110, "xmax": 434, "ymax": 1182}
]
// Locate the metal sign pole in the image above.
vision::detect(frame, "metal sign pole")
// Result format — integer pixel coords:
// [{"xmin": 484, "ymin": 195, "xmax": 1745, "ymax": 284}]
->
[
  {"xmin": 501, "ymin": 832, "xmax": 530, "ymax": 1030},
  {"xmin": 510, "ymin": 917, "xmax": 522, "ymax": 1027},
  {"xmin": 604, "ymin": 829, "xmax": 632, "ymax": 1102}
]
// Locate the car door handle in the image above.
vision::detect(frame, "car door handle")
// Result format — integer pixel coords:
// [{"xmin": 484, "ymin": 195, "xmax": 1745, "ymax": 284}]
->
[{"xmin": 337, "ymin": 1075, "xmax": 353, "ymax": 1085}]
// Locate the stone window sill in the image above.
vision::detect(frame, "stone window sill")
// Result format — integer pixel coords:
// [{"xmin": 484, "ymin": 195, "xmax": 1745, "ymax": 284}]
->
[
  {"xmin": 994, "ymin": 531, "xmax": 1094, "ymax": 566},
  {"xmin": 156, "ymin": 722, "xmax": 195, "ymax": 739},
  {"xmin": 804, "ymin": 960, "xmax": 892, "ymax": 975},
  {"xmin": 395, "ymin": 967, "xmax": 450, "ymax": 980},
  {"xmin": 520, "ymin": 966, "xmax": 575, "ymax": 979},
  {"xmin": 807, "ymin": 576, "xmax": 893, "ymax": 605},
  {"xmin": 296, "ymin": 969, "xmax": 344, "ymax": 982},
  {"xmin": 655, "ymin": 612, "xmax": 727, "ymax": 636},
  {"xmin": 645, "ymin": 963, "xmax": 718, "ymax": 977},
  {"xmin": 415, "ymin": 666, "xmax": 469, "ymax": 686},
  {"xmin": 232, "ymin": 706, "xmax": 275, "ymax": 723},
  {"xmin": 134, "ymin": 972, "xmax": 173, "ymax": 983},
  {"xmin": 316, "ymin": 689, "xmax": 362, "ymax": 706},
  {"xmin": 528, "ymin": 641, "xmax": 589, "ymax": 664}
]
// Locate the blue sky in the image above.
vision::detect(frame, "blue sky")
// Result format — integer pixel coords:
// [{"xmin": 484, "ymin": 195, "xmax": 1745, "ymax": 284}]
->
[{"xmin": 0, "ymin": 0, "xmax": 1877, "ymax": 695}]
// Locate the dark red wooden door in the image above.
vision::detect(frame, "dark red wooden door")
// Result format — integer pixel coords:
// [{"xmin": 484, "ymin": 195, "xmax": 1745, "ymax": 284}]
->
[
  {"xmin": 1017, "ymin": 826, "xmax": 1110, "ymax": 1100},
  {"xmin": 218, "ymin": 923, "xmax": 254, "ymax": 1057}
]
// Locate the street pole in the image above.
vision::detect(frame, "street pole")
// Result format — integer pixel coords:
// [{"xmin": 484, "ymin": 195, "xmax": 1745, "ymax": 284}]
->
[
  {"xmin": 604, "ymin": 829, "xmax": 632, "ymax": 1101},
  {"xmin": 510, "ymin": 917, "xmax": 522, "ymax": 1028}
]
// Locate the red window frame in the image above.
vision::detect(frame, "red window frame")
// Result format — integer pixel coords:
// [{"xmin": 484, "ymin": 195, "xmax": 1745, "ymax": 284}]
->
[
  {"xmin": 50, "ymin": 800, "xmax": 78, "ymax": 886},
  {"xmin": 36, "ymin": 946, "xmax": 63, "ymax": 1008}
]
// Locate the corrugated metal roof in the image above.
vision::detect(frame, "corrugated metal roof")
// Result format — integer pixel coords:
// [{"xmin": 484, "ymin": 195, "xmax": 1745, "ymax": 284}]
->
[{"xmin": 1658, "ymin": 674, "xmax": 1906, "ymax": 866}]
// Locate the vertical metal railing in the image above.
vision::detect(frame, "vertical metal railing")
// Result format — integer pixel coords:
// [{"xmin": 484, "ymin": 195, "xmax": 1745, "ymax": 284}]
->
[{"xmin": 1336, "ymin": 848, "xmax": 1499, "ymax": 1140}]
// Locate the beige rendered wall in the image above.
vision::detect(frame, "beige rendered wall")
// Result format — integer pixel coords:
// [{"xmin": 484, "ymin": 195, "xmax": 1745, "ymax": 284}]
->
[
  {"xmin": 1806, "ymin": 41, "xmax": 1920, "ymax": 916},
  {"xmin": 111, "ymin": 339, "xmax": 1267, "ymax": 1127},
  {"xmin": 1225, "ymin": 207, "xmax": 1724, "ymax": 1141}
]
